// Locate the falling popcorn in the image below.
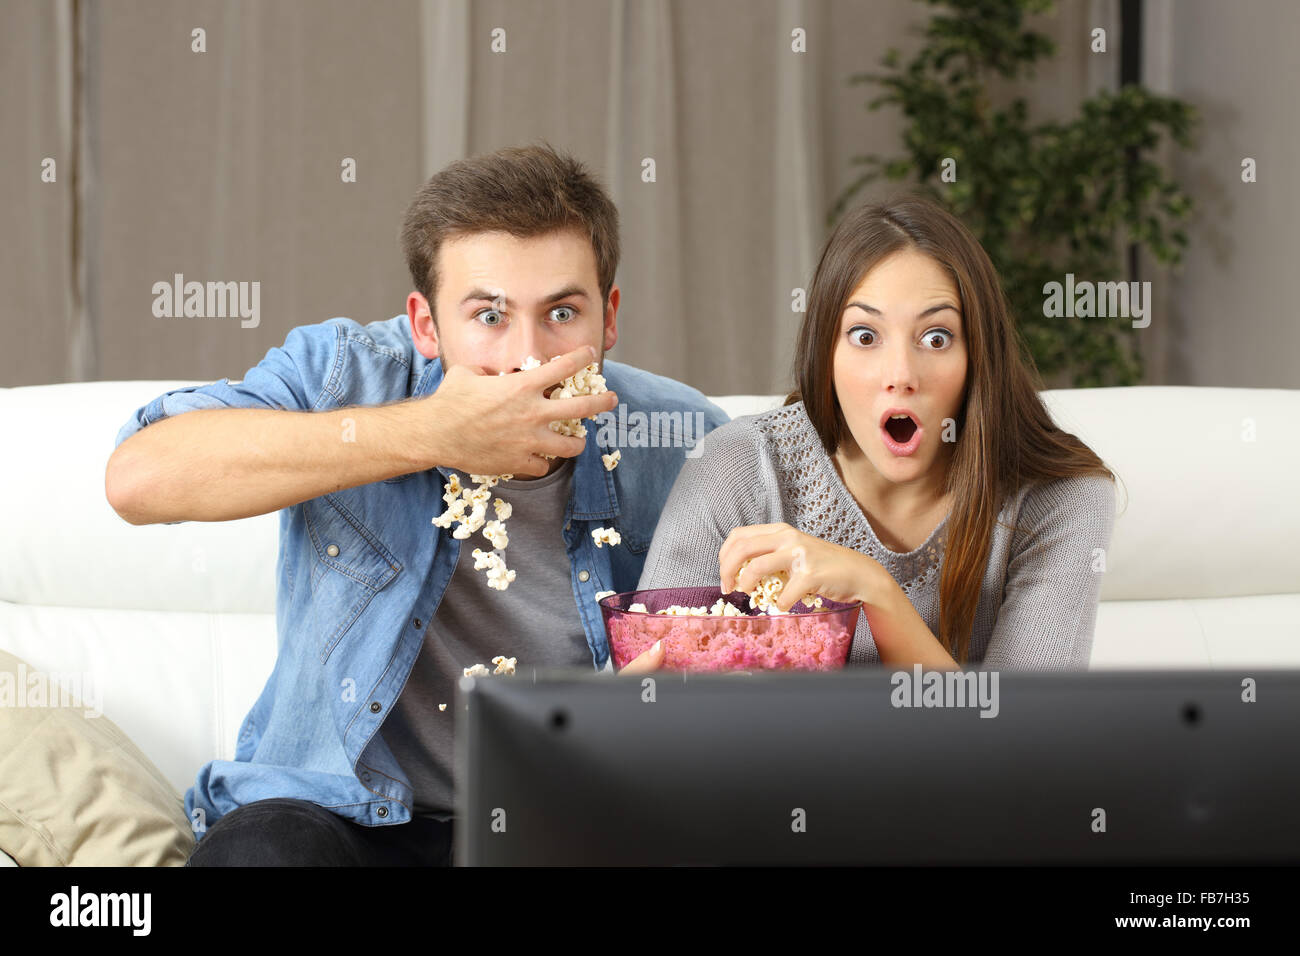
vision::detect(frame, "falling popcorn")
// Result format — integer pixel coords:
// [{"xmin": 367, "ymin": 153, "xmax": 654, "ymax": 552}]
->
[
  {"xmin": 591, "ymin": 527, "xmax": 621, "ymax": 549},
  {"xmin": 482, "ymin": 519, "xmax": 509, "ymax": 550},
  {"xmin": 462, "ymin": 656, "xmax": 518, "ymax": 679},
  {"xmin": 434, "ymin": 473, "xmax": 516, "ymax": 585},
  {"xmin": 438, "ymin": 703, "xmax": 447, "ymax": 711},
  {"xmin": 601, "ymin": 450, "xmax": 621, "ymax": 471},
  {"xmin": 471, "ymin": 548, "xmax": 516, "ymax": 591}
]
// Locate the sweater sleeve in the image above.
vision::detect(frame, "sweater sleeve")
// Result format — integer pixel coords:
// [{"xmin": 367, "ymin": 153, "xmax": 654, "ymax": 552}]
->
[
  {"xmin": 637, "ymin": 418, "xmax": 772, "ymax": 592},
  {"xmin": 979, "ymin": 474, "xmax": 1117, "ymax": 671}
]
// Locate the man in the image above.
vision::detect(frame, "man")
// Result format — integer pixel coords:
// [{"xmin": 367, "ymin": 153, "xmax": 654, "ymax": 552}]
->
[{"xmin": 105, "ymin": 143, "xmax": 725, "ymax": 865}]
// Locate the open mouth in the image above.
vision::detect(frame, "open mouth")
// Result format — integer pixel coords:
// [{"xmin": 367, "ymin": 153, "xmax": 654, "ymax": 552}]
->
[
  {"xmin": 879, "ymin": 412, "xmax": 922, "ymax": 456},
  {"xmin": 883, "ymin": 416, "xmax": 918, "ymax": 444}
]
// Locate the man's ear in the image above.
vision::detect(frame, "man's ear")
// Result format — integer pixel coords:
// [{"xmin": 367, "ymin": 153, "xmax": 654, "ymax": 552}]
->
[
  {"xmin": 408, "ymin": 291, "xmax": 440, "ymax": 359},
  {"xmin": 602, "ymin": 285, "xmax": 620, "ymax": 353}
]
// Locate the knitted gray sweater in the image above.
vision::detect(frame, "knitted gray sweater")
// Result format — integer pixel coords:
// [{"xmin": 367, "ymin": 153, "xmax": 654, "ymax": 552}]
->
[{"xmin": 636, "ymin": 400, "xmax": 1117, "ymax": 669}]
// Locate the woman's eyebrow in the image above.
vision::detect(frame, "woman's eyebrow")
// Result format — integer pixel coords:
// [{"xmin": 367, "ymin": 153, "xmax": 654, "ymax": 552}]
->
[{"xmin": 846, "ymin": 302, "xmax": 960, "ymax": 319}]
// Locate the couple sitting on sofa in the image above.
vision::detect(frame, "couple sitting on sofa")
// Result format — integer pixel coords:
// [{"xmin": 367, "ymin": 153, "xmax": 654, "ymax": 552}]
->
[{"xmin": 105, "ymin": 143, "xmax": 1116, "ymax": 866}]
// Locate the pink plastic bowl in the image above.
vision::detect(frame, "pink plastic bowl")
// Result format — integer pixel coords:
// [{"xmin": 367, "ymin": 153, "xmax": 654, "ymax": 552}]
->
[{"xmin": 600, "ymin": 586, "xmax": 861, "ymax": 672}]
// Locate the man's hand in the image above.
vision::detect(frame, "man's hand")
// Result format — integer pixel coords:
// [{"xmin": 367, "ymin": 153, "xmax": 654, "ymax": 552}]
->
[
  {"xmin": 417, "ymin": 345, "xmax": 619, "ymax": 477},
  {"xmin": 617, "ymin": 640, "xmax": 665, "ymax": 674}
]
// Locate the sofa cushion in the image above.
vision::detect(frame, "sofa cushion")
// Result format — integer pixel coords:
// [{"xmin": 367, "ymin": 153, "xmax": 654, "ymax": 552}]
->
[{"xmin": 0, "ymin": 649, "xmax": 195, "ymax": 866}]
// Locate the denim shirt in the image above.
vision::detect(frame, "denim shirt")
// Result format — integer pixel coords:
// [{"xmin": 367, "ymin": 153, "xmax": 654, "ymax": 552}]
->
[{"xmin": 113, "ymin": 314, "xmax": 729, "ymax": 834}]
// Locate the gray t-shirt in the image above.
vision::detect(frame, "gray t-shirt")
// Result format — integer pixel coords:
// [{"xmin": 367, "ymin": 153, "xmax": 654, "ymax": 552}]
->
[{"xmin": 383, "ymin": 457, "xmax": 592, "ymax": 819}]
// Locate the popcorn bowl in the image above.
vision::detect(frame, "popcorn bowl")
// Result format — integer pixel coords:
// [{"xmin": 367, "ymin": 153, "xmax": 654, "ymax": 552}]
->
[{"xmin": 600, "ymin": 586, "xmax": 861, "ymax": 673}]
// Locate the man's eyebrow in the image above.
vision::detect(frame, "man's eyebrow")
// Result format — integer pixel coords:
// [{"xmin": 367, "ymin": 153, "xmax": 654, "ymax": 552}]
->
[
  {"xmin": 846, "ymin": 302, "xmax": 960, "ymax": 319},
  {"xmin": 459, "ymin": 285, "xmax": 591, "ymax": 307},
  {"xmin": 541, "ymin": 285, "xmax": 590, "ymax": 304}
]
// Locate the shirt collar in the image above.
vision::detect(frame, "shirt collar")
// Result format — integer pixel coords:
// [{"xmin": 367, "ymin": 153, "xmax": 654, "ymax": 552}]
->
[{"xmin": 413, "ymin": 355, "xmax": 618, "ymax": 520}]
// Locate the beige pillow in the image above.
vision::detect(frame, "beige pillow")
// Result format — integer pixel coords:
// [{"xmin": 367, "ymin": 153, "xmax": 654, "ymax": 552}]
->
[{"xmin": 0, "ymin": 649, "xmax": 194, "ymax": 866}]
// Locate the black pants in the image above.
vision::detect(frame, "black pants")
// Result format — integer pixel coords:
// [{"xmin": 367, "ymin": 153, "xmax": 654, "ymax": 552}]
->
[{"xmin": 185, "ymin": 798, "xmax": 455, "ymax": 866}]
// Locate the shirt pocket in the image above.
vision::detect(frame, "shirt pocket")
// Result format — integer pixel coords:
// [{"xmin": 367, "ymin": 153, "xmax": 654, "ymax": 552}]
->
[
  {"xmin": 304, "ymin": 493, "xmax": 403, "ymax": 664},
  {"xmin": 618, "ymin": 524, "xmax": 651, "ymax": 554}
]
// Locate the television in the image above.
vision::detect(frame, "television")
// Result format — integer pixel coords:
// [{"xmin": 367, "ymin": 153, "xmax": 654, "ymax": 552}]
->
[{"xmin": 454, "ymin": 667, "xmax": 1300, "ymax": 866}]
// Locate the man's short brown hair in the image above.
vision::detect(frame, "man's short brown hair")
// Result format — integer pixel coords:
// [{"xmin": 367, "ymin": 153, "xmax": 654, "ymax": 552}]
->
[{"xmin": 400, "ymin": 142, "xmax": 620, "ymax": 324}]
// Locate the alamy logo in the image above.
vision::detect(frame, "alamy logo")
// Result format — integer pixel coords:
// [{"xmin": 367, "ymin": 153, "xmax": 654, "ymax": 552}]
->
[
  {"xmin": 152, "ymin": 273, "xmax": 260, "ymax": 328},
  {"xmin": 1042, "ymin": 273, "xmax": 1151, "ymax": 328},
  {"xmin": 890, "ymin": 663, "xmax": 1000, "ymax": 718},
  {"xmin": 595, "ymin": 404, "xmax": 709, "ymax": 458},
  {"xmin": 0, "ymin": 662, "xmax": 100, "ymax": 718},
  {"xmin": 49, "ymin": 886, "xmax": 151, "ymax": 936}
]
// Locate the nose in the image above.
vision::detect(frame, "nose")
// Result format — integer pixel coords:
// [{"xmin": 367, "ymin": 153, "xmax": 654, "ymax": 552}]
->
[
  {"xmin": 509, "ymin": 320, "xmax": 544, "ymax": 372},
  {"xmin": 880, "ymin": 339, "xmax": 919, "ymax": 393}
]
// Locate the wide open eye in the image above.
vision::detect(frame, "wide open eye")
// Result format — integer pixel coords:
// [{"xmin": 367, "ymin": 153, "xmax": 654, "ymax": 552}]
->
[
  {"xmin": 922, "ymin": 329, "xmax": 954, "ymax": 349},
  {"xmin": 476, "ymin": 309, "xmax": 503, "ymax": 327},
  {"xmin": 847, "ymin": 325, "xmax": 874, "ymax": 347},
  {"xmin": 550, "ymin": 306, "xmax": 576, "ymax": 323}
]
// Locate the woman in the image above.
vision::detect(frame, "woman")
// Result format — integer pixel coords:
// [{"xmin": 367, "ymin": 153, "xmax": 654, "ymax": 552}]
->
[{"xmin": 625, "ymin": 194, "xmax": 1121, "ymax": 672}]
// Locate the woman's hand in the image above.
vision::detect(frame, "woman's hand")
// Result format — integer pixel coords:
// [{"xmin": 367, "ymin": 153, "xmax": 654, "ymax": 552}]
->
[
  {"xmin": 719, "ymin": 522, "xmax": 883, "ymax": 612},
  {"xmin": 617, "ymin": 640, "xmax": 665, "ymax": 674}
]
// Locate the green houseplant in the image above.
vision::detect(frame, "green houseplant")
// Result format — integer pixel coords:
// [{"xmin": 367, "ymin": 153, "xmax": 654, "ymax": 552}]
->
[{"xmin": 833, "ymin": 0, "xmax": 1198, "ymax": 387}]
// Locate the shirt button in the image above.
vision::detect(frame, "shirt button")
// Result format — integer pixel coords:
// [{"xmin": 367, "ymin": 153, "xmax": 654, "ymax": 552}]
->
[
  {"xmin": 413, "ymin": 618, "xmax": 423, "ymax": 629},
  {"xmin": 578, "ymin": 570, "xmax": 590, "ymax": 582},
  {"xmin": 326, "ymin": 544, "xmax": 340, "ymax": 557},
  {"xmin": 369, "ymin": 701, "xmax": 382, "ymax": 713},
  {"xmin": 376, "ymin": 806, "xmax": 388, "ymax": 818},
  {"xmin": 361, "ymin": 772, "xmax": 371, "ymax": 782}
]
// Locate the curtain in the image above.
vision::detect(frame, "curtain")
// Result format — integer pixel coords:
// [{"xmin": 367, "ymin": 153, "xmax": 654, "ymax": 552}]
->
[{"xmin": 3, "ymin": 0, "xmax": 1117, "ymax": 395}]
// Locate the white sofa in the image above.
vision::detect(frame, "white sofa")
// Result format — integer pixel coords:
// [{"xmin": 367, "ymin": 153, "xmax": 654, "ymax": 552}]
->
[{"xmin": 2, "ymin": 380, "xmax": 1298, "ymax": 867}]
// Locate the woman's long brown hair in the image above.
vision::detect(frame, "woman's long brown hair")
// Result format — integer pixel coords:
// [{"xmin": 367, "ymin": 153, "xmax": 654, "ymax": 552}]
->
[{"xmin": 786, "ymin": 193, "xmax": 1121, "ymax": 665}]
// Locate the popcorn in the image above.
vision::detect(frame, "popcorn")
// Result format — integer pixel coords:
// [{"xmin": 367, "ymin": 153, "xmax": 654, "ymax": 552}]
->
[
  {"xmin": 438, "ymin": 703, "xmax": 447, "ymax": 711},
  {"xmin": 594, "ymin": 590, "xmax": 616, "ymax": 601},
  {"xmin": 628, "ymin": 603, "xmax": 649, "ymax": 613},
  {"xmin": 709, "ymin": 599, "xmax": 748, "ymax": 617},
  {"xmin": 471, "ymin": 547, "xmax": 516, "ymax": 591},
  {"xmin": 482, "ymin": 519, "xmax": 509, "ymax": 550},
  {"xmin": 462, "ymin": 655, "xmax": 518, "ymax": 679},
  {"xmin": 654, "ymin": 599, "xmax": 748, "ymax": 617},
  {"xmin": 434, "ymin": 476, "xmax": 497, "ymax": 533},
  {"xmin": 523, "ymin": 354, "xmax": 609, "ymax": 459},
  {"xmin": 591, "ymin": 527, "xmax": 622, "ymax": 549},
  {"xmin": 435, "ymin": 471, "xmax": 517, "ymax": 585},
  {"xmin": 602, "ymin": 450, "xmax": 621, "ymax": 471},
  {"xmin": 736, "ymin": 559, "xmax": 823, "ymax": 614}
]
